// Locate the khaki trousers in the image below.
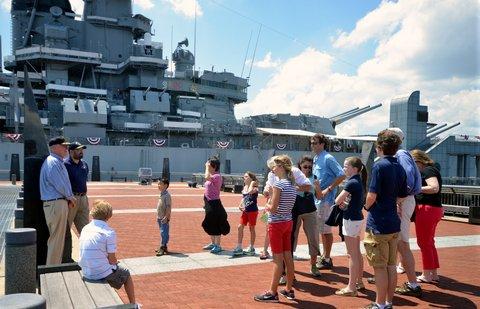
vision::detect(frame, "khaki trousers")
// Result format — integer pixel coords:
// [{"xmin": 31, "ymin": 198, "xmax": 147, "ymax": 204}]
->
[
  {"xmin": 43, "ymin": 199, "xmax": 68, "ymax": 265},
  {"xmin": 293, "ymin": 211, "xmax": 320, "ymax": 256},
  {"xmin": 63, "ymin": 195, "xmax": 90, "ymax": 262}
]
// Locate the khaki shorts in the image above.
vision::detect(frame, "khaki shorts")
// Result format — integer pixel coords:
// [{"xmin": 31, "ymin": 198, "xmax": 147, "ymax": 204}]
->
[
  {"xmin": 316, "ymin": 201, "xmax": 333, "ymax": 234},
  {"xmin": 364, "ymin": 230, "xmax": 399, "ymax": 268}
]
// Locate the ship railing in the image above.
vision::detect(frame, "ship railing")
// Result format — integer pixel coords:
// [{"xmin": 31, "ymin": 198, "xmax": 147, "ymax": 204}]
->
[
  {"xmin": 443, "ymin": 177, "xmax": 480, "ymax": 186},
  {"xmin": 191, "ymin": 173, "xmax": 265, "ymax": 194},
  {"xmin": 441, "ymin": 184, "xmax": 480, "ymax": 223}
]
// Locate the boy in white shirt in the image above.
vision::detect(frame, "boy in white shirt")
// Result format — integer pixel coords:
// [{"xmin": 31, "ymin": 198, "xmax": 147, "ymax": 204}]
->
[{"xmin": 79, "ymin": 200, "xmax": 136, "ymax": 305}]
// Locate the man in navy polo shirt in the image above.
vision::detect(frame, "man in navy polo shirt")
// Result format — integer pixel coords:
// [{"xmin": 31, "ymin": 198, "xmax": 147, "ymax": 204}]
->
[
  {"xmin": 63, "ymin": 141, "xmax": 90, "ymax": 262},
  {"xmin": 363, "ymin": 130, "xmax": 408, "ymax": 309}
]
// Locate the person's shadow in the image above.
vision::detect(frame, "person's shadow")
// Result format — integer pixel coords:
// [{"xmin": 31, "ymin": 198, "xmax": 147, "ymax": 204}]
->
[{"xmin": 415, "ymin": 275, "xmax": 480, "ymax": 308}]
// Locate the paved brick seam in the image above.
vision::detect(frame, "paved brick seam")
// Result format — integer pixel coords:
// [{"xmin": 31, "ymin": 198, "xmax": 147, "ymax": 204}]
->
[
  {"xmin": 120, "ymin": 234, "xmax": 480, "ymax": 276},
  {"xmin": 113, "ymin": 207, "xmax": 249, "ymax": 214}
]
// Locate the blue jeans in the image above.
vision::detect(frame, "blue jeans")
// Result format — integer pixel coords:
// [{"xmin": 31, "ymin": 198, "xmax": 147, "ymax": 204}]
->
[{"xmin": 157, "ymin": 219, "xmax": 170, "ymax": 246}]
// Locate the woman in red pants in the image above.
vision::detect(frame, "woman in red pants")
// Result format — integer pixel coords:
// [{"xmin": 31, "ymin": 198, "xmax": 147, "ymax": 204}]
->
[{"xmin": 411, "ymin": 150, "xmax": 443, "ymax": 283}]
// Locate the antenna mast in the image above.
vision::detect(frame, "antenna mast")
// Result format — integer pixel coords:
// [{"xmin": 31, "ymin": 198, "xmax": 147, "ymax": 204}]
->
[
  {"xmin": 248, "ymin": 24, "xmax": 262, "ymax": 79},
  {"xmin": 193, "ymin": 0, "xmax": 197, "ymax": 71},
  {"xmin": 170, "ymin": 25, "xmax": 173, "ymax": 74},
  {"xmin": 241, "ymin": 30, "xmax": 253, "ymax": 78}
]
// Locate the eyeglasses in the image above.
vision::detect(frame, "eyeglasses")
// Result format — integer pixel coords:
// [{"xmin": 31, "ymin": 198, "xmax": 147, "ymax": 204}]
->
[{"xmin": 301, "ymin": 165, "xmax": 312, "ymax": 170}]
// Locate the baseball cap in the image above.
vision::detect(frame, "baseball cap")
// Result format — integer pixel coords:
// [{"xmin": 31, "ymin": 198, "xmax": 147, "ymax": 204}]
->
[
  {"xmin": 68, "ymin": 141, "xmax": 87, "ymax": 151},
  {"xmin": 48, "ymin": 136, "xmax": 70, "ymax": 147}
]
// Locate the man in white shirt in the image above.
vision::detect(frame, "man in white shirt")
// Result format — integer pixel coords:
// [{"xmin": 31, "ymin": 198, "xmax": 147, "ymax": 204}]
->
[{"xmin": 79, "ymin": 200, "xmax": 136, "ymax": 305}]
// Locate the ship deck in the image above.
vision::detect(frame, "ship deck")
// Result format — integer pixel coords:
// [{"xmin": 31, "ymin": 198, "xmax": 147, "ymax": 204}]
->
[{"xmin": 1, "ymin": 181, "xmax": 479, "ymax": 308}]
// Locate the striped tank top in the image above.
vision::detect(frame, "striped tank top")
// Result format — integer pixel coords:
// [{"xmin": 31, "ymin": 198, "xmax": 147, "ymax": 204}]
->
[{"xmin": 268, "ymin": 179, "xmax": 296, "ymax": 223}]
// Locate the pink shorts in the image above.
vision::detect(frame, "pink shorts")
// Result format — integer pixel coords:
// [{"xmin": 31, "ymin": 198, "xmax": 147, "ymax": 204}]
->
[
  {"xmin": 240, "ymin": 211, "xmax": 258, "ymax": 226},
  {"xmin": 268, "ymin": 221, "xmax": 293, "ymax": 254}
]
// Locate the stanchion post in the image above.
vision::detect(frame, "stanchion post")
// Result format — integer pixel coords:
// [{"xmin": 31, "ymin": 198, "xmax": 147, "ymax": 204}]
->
[{"xmin": 5, "ymin": 228, "xmax": 37, "ymax": 294}]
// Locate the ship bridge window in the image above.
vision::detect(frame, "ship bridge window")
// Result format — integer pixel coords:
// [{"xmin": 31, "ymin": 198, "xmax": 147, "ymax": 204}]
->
[{"xmin": 417, "ymin": 111, "xmax": 428, "ymax": 122}]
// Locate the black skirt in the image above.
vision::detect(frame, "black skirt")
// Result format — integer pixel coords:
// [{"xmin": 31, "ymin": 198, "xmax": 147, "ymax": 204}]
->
[{"xmin": 202, "ymin": 197, "xmax": 230, "ymax": 236}]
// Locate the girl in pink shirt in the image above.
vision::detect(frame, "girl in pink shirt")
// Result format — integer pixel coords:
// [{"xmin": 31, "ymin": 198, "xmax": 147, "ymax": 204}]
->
[{"xmin": 201, "ymin": 157, "xmax": 230, "ymax": 253}]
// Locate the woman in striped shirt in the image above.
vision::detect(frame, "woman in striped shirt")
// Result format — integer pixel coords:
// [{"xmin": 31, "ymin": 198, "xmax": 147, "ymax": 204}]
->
[{"xmin": 254, "ymin": 155, "xmax": 297, "ymax": 302}]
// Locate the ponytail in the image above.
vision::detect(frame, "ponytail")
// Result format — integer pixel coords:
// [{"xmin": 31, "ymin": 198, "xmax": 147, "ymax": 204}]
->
[
  {"xmin": 360, "ymin": 163, "xmax": 368, "ymax": 199},
  {"xmin": 345, "ymin": 156, "xmax": 368, "ymax": 199}
]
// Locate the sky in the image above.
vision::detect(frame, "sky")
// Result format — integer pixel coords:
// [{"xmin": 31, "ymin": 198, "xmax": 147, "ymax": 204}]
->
[{"xmin": 0, "ymin": 0, "xmax": 478, "ymax": 136}]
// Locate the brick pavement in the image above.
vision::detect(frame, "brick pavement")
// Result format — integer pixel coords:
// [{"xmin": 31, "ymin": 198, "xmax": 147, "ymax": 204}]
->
[
  {"xmin": 95, "ymin": 182, "xmax": 480, "ymax": 308},
  {"xmin": 4, "ymin": 181, "xmax": 476, "ymax": 308},
  {"xmin": 116, "ymin": 246, "xmax": 480, "ymax": 308}
]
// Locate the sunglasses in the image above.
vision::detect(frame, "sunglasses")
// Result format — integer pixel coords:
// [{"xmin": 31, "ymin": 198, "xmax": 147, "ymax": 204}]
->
[{"xmin": 310, "ymin": 142, "xmax": 319, "ymax": 145}]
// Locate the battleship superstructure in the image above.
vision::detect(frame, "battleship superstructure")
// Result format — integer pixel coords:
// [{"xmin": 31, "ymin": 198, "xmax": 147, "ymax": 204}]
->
[
  {"xmin": 0, "ymin": 0, "xmax": 379, "ymax": 151},
  {"xmin": 1, "ymin": 0, "xmax": 477, "ymax": 182}
]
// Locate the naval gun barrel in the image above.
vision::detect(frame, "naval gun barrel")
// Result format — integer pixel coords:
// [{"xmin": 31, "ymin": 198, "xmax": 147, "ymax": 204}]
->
[
  {"xmin": 329, "ymin": 107, "xmax": 360, "ymax": 120},
  {"xmin": 331, "ymin": 103, "xmax": 382, "ymax": 128},
  {"xmin": 426, "ymin": 122, "xmax": 461, "ymax": 138},
  {"xmin": 427, "ymin": 123, "xmax": 448, "ymax": 134}
]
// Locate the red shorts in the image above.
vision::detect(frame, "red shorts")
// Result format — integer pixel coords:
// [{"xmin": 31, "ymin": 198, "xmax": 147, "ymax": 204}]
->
[
  {"xmin": 240, "ymin": 211, "xmax": 258, "ymax": 226},
  {"xmin": 268, "ymin": 220, "xmax": 293, "ymax": 254}
]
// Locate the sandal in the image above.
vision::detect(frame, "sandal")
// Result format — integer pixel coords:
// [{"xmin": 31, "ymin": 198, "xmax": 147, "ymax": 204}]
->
[
  {"xmin": 335, "ymin": 288, "xmax": 357, "ymax": 297},
  {"xmin": 416, "ymin": 275, "xmax": 436, "ymax": 283},
  {"xmin": 356, "ymin": 282, "xmax": 366, "ymax": 291},
  {"xmin": 259, "ymin": 251, "xmax": 270, "ymax": 260}
]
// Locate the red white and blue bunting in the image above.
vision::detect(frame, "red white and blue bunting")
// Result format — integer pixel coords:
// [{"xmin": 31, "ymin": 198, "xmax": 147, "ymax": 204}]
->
[
  {"xmin": 4, "ymin": 133, "xmax": 21, "ymax": 142},
  {"xmin": 216, "ymin": 141, "xmax": 230, "ymax": 149},
  {"xmin": 153, "ymin": 139, "xmax": 166, "ymax": 147},
  {"xmin": 86, "ymin": 137, "xmax": 101, "ymax": 145},
  {"xmin": 276, "ymin": 143, "xmax": 287, "ymax": 150}
]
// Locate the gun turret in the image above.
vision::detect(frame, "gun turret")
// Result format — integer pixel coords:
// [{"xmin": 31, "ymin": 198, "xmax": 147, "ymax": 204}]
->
[
  {"xmin": 426, "ymin": 122, "xmax": 461, "ymax": 139},
  {"xmin": 426, "ymin": 123, "xmax": 447, "ymax": 134},
  {"xmin": 329, "ymin": 104, "xmax": 382, "ymax": 128}
]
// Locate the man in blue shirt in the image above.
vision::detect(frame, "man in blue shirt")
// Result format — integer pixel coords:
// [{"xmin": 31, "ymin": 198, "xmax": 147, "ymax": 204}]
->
[
  {"xmin": 388, "ymin": 128, "xmax": 423, "ymax": 298},
  {"xmin": 63, "ymin": 141, "xmax": 90, "ymax": 262},
  {"xmin": 364, "ymin": 130, "xmax": 408, "ymax": 309},
  {"xmin": 311, "ymin": 133, "xmax": 345, "ymax": 269},
  {"xmin": 40, "ymin": 136, "xmax": 76, "ymax": 265}
]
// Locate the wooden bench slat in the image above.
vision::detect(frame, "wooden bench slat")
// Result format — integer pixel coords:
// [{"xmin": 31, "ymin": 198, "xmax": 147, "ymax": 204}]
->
[
  {"xmin": 42, "ymin": 272, "xmax": 74, "ymax": 309},
  {"xmin": 39, "ymin": 274, "xmax": 51, "ymax": 305},
  {"xmin": 62, "ymin": 271, "xmax": 96, "ymax": 309},
  {"xmin": 84, "ymin": 278, "xmax": 124, "ymax": 307}
]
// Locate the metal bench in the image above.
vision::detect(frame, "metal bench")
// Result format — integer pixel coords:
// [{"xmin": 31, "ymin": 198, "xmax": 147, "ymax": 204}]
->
[{"xmin": 38, "ymin": 264, "xmax": 135, "ymax": 309}]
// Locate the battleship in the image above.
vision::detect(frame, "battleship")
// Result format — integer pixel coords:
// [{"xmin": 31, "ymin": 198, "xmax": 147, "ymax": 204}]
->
[{"xmin": 0, "ymin": 0, "xmax": 479, "ymax": 182}]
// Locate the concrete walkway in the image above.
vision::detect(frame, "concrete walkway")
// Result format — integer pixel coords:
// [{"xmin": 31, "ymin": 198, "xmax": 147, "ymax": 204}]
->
[{"xmin": 121, "ymin": 234, "xmax": 480, "ymax": 276}]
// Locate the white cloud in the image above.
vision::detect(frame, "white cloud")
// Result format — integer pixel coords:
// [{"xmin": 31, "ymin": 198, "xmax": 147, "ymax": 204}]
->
[
  {"xmin": 333, "ymin": 0, "xmax": 411, "ymax": 49},
  {"xmin": 70, "ymin": 0, "xmax": 84, "ymax": 14},
  {"xmin": 249, "ymin": 52, "xmax": 281, "ymax": 69},
  {"xmin": 67, "ymin": 0, "xmax": 155, "ymax": 14},
  {"xmin": 163, "ymin": 0, "xmax": 203, "ymax": 19},
  {"xmin": 134, "ymin": 0, "xmax": 155, "ymax": 10},
  {"xmin": 1, "ymin": 0, "xmax": 10, "ymax": 11},
  {"xmin": 236, "ymin": 0, "xmax": 479, "ymax": 136}
]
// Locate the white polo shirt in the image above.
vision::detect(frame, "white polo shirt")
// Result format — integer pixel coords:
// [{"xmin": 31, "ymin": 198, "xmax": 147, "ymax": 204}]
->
[{"xmin": 79, "ymin": 219, "xmax": 117, "ymax": 280}]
